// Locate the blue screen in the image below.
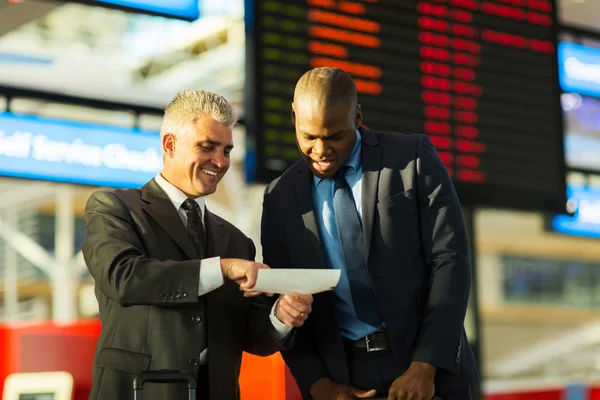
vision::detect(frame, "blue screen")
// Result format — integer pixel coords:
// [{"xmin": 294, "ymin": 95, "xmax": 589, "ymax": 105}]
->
[
  {"xmin": 552, "ymin": 185, "xmax": 600, "ymax": 239},
  {"xmin": 558, "ymin": 42, "xmax": 600, "ymax": 98},
  {"xmin": 562, "ymin": 94, "xmax": 600, "ymax": 172},
  {"xmin": 19, "ymin": 394, "xmax": 54, "ymax": 400},
  {"xmin": 0, "ymin": 113, "xmax": 162, "ymax": 188},
  {"xmin": 95, "ymin": 0, "xmax": 200, "ymax": 20}
]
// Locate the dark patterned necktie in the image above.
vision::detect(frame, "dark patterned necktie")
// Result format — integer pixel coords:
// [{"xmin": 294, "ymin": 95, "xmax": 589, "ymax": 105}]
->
[
  {"xmin": 181, "ymin": 199, "xmax": 210, "ymax": 398},
  {"xmin": 333, "ymin": 166, "xmax": 382, "ymax": 327},
  {"xmin": 181, "ymin": 199, "xmax": 206, "ymax": 259}
]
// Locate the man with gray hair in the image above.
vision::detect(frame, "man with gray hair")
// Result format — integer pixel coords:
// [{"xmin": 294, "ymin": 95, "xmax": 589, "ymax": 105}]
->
[{"xmin": 83, "ymin": 89, "xmax": 313, "ymax": 400}]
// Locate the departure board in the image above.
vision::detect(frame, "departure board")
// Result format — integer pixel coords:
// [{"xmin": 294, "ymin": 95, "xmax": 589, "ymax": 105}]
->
[{"xmin": 245, "ymin": 0, "xmax": 566, "ymax": 212}]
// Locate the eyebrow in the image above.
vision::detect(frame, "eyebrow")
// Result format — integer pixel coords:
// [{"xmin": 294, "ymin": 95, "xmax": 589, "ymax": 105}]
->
[
  {"xmin": 197, "ymin": 139, "xmax": 234, "ymax": 150},
  {"xmin": 300, "ymin": 129, "xmax": 347, "ymax": 138}
]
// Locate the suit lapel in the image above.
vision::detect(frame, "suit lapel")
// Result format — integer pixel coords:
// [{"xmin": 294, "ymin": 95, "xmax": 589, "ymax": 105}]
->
[
  {"xmin": 204, "ymin": 209, "xmax": 230, "ymax": 258},
  {"xmin": 360, "ymin": 129, "xmax": 381, "ymax": 263},
  {"xmin": 294, "ymin": 163, "xmax": 327, "ymax": 269},
  {"xmin": 141, "ymin": 179, "xmax": 198, "ymax": 260}
]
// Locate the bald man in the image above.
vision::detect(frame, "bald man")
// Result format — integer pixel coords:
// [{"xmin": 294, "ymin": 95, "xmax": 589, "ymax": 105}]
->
[{"xmin": 261, "ymin": 67, "xmax": 479, "ymax": 400}]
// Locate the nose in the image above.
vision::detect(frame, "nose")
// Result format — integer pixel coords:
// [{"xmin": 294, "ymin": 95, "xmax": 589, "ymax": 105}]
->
[
  {"xmin": 313, "ymin": 139, "xmax": 330, "ymax": 158},
  {"xmin": 211, "ymin": 150, "xmax": 227, "ymax": 169}
]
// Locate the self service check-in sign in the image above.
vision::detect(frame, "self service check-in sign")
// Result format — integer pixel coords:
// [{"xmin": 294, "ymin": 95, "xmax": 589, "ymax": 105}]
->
[
  {"xmin": 558, "ymin": 42, "xmax": 600, "ymax": 98},
  {"xmin": 0, "ymin": 113, "xmax": 162, "ymax": 188}
]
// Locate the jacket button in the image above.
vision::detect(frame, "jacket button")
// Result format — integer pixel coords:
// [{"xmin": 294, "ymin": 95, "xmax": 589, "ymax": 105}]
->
[
  {"xmin": 189, "ymin": 358, "xmax": 199, "ymax": 367},
  {"xmin": 174, "ymin": 293, "xmax": 182, "ymax": 299},
  {"xmin": 192, "ymin": 315, "xmax": 202, "ymax": 323},
  {"xmin": 182, "ymin": 292, "xmax": 188, "ymax": 298}
]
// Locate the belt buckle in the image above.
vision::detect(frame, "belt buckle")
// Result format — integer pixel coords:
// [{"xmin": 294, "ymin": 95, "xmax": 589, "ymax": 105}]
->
[{"xmin": 365, "ymin": 334, "xmax": 386, "ymax": 352}]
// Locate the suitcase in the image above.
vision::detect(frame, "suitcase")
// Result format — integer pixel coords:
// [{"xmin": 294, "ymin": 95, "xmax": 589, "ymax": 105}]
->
[{"xmin": 133, "ymin": 370, "xmax": 197, "ymax": 400}]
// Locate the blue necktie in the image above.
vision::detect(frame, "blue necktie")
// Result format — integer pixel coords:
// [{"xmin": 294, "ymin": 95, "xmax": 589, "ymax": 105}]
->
[{"xmin": 333, "ymin": 167, "xmax": 382, "ymax": 327}]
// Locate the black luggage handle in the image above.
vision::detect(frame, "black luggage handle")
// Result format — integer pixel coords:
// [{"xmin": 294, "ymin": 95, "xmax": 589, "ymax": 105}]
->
[{"xmin": 133, "ymin": 370, "xmax": 197, "ymax": 400}]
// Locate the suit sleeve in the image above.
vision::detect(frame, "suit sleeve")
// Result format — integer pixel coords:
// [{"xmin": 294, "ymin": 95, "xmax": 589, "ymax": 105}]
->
[
  {"xmin": 82, "ymin": 190, "xmax": 201, "ymax": 306},
  {"xmin": 411, "ymin": 135, "xmax": 472, "ymax": 376},
  {"xmin": 261, "ymin": 187, "xmax": 329, "ymax": 398},
  {"xmin": 243, "ymin": 238, "xmax": 294, "ymax": 356}
]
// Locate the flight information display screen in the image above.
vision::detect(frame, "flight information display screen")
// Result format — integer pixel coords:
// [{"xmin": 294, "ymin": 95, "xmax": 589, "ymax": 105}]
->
[{"xmin": 245, "ymin": 0, "xmax": 566, "ymax": 212}]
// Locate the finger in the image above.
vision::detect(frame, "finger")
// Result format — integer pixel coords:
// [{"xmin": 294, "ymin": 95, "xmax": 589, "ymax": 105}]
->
[
  {"xmin": 291, "ymin": 293, "xmax": 314, "ymax": 305},
  {"xmin": 234, "ymin": 277, "xmax": 246, "ymax": 285},
  {"xmin": 394, "ymin": 390, "xmax": 408, "ymax": 400},
  {"xmin": 283, "ymin": 293, "xmax": 312, "ymax": 309},
  {"xmin": 242, "ymin": 290, "xmax": 263, "ymax": 297},
  {"xmin": 350, "ymin": 386, "xmax": 377, "ymax": 398},
  {"xmin": 387, "ymin": 383, "xmax": 399, "ymax": 400},
  {"xmin": 279, "ymin": 297, "xmax": 307, "ymax": 320},
  {"xmin": 259, "ymin": 263, "xmax": 270, "ymax": 269},
  {"xmin": 274, "ymin": 304, "xmax": 297, "ymax": 327},
  {"xmin": 239, "ymin": 285, "xmax": 273, "ymax": 296},
  {"xmin": 241, "ymin": 268, "xmax": 259, "ymax": 289},
  {"xmin": 281, "ymin": 296, "xmax": 312, "ymax": 314}
]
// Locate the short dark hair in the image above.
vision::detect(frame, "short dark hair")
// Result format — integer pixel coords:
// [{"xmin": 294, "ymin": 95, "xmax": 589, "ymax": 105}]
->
[{"xmin": 293, "ymin": 67, "xmax": 357, "ymax": 111}]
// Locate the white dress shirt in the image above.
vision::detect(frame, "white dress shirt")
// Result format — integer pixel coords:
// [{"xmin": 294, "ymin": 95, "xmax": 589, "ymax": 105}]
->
[
  {"xmin": 155, "ymin": 173, "xmax": 223, "ymax": 295},
  {"xmin": 154, "ymin": 174, "xmax": 291, "ymax": 337}
]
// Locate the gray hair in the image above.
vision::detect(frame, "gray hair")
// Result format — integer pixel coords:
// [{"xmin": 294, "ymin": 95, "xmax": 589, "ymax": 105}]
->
[{"xmin": 160, "ymin": 89, "xmax": 237, "ymax": 140}]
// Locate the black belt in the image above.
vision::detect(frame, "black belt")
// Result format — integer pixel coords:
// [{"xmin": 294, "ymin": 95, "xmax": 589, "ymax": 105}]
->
[{"xmin": 344, "ymin": 329, "xmax": 390, "ymax": 352}]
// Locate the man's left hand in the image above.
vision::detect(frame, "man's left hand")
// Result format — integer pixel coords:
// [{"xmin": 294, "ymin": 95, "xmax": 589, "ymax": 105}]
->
[
  {"xmin": 387, "ymin": 361, "xmax": 436, "ymax": 400},
  {"xmin": 274, "ymin": 292, "xmax": 313, "ymax": 328}
]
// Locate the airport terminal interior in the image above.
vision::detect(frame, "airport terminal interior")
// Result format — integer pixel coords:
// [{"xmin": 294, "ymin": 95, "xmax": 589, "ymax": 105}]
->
[{"xmin": 1, "ymin": 0, "xmax": 600, "ymax": 399}]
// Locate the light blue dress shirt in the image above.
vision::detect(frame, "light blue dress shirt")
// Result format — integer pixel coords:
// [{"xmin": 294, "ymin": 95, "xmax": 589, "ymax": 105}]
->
[{"xmin": 312, "ymin": 130, "xmax": 383, "ymax": 340}]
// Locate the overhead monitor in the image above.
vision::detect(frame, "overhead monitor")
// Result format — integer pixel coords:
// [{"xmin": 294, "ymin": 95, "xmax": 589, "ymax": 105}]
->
[
  {"xmin": 562, "ymin": 93, "xmax": 600, "ymax": 173},
  {"xmin": 558, "ymin": 37, "xmax": 600, "ymax": 174},
  {"xmin": 88, "ymin": 0, "xmax": 200, "ymax": 21},
  {"xmin": 2, "ymin": 371, "xmax": 74, "ymax": 400},
  {"xmin": 0, "ymin": 2, "xmax": 242, "ymax": 110},
  {"xmin": 558, "ymin": 42, "xmax": 600, "ymax": 99},
  {"xmin": 550, "ymin": 185, "xmax": 600, "ymax": 240},
  {"xmin": 245, "ymin": 0, "xmax": 567, "ymax": 212}
]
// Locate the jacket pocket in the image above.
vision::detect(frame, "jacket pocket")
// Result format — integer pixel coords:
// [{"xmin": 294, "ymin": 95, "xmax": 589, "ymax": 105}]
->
[
  {"xmin": 377, "ymin": 189, "xmax": 414, "ymax": 210},
  {"xmin": 97, "ymin": 347, "xmax": 151, "ymax": 373}
]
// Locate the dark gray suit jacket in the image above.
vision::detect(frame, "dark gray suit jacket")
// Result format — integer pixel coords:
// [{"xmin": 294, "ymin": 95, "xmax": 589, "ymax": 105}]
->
[
  {"xmin": 261, "ymin": 129, "xmax": 479, "ymax": 398},
  {"xmin": 82, "ymin": 179, "xmax": 284, "ymax": 400}
]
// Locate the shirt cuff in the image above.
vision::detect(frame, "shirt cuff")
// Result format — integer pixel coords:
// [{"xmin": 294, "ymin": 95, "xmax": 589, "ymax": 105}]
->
[
  {"xmin": 198, "ymin": 256, "xmax": 224, "ymax": 296},
  {"xmin": 270, "ymin": 299, "xmax": 293, "ymax": 338}
]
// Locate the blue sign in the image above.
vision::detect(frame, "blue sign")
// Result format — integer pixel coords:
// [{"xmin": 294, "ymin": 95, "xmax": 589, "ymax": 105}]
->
[
  {"xmin": 552, "ymin": 185, "xmax": 600, "ymax": 239},
  {"xmin": 95, "ymin": 0, "xmax": 200, "ymax": 20},
  {"xmin": 558, "ymin": 42, "xmax": 600, "ymax": 98},
  {"xmin": 0, "ymin": 113, "xmax": 162, "ymax": 188},
  {"xmin": 562, "ymin": 383, "xmax": 589, "ymax": 400}
]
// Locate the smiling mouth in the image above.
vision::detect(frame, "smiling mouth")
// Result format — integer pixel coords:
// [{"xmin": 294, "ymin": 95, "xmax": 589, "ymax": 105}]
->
[
  {"xmin": 201, "ymin": 168, "xmax": 218, "ymax": 176},
  {"xmin": 313, "ymin": 160, "xmax": 335, "ymax": 170}
]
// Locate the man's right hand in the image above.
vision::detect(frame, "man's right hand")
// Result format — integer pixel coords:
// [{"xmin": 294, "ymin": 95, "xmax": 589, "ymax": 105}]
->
[
  {"xmin": 220, "ymin": 258, "xmax": 273, "ymax": 297},
  {"xmin": 310, "ymin": 377, "xmax": 377, "ymax": 400}
]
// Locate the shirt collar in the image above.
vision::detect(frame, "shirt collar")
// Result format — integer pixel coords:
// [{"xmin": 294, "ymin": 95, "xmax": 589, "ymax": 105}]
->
[
  {"xmin": 314, "ymin": 129, "xmax": 362, "ymax": 186},
  {"xmin": 154, "ymin": 173, "xmax": 206, "ymax": 219}
]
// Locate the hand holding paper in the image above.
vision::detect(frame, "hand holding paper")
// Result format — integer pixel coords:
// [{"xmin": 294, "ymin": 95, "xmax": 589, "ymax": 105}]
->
[{"xmin": 253, "ymin": 269, "xmax": 341, "ymax": 295}]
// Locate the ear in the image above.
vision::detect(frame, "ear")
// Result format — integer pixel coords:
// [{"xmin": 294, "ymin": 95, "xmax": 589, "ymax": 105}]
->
[
  {"xmin": 355, "ymin": 104, "xmax": 363, "ymax": 128},
  {"xmin": 291, "ymin": 105, "xmax": 296, "ymax": 126},
  {"xmin": 162, "ymin": 133, "xmax": 176, "ymax": 158}
]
